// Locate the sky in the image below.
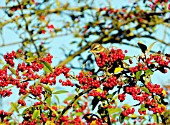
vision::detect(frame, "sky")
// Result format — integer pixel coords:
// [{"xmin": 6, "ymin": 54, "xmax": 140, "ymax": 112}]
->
[{"xmin": 0, "ymin": 0, "xmax": 170, "ymax": 123}]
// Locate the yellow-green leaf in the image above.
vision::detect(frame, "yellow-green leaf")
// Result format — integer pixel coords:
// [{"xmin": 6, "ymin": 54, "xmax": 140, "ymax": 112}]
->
[
  {"xmin": 46, "ymin": 96, "xmax": 52, "ymax": 106},
  {"xmin": 10, "ymin": 102, "xmax": 19, "ymax": 113},
  {"xmin": 141, "ymin": 87, "xmax": 150, "ymax": 94},
  {"xmin": 153, "ymin": 114, "xmax": 158, "ymax": 123},
  {"xmin": 140, "ymin": 104, "xmax": 147, "ymax": 111},
  {"xmin": 114, "ymin": 67, "xmax": 124, "ymax": 73},
  {"xmin": 94, "ymin": 88, "xmax": 102, "ymax": 92},
  {"xmin": 43, "ymin": 85, "xmax": 52, "ymax": 94},
  {"xmin": 26, "ymin": 57, "xmax": 35, "ymax": 63},
  {"xmin": 64, "ymin": 94, "xmax": 75, "ymax": 101},
  {"xmin": 145, "ymin": 69, "xmax": 153, "ymax": 76},
  {"xmin": 9, "ymin": 67, "xmax": 16, "ymax": 76},
  {"xmin": 53, "ymin": 90, "xmax": 68, "ymax": 94},
  {"xmin": 56, "ymin": 0, "xmax": 60, "ymax": 8},
  {"xmin": 41, "ymin": 61, "xmax": 53, "ymax": 73},
  {"xmin": 136, "ymin": 70, "xmax": 142, "ymax": 80},
  {"xmin": 32, "ymin": 110, "xmax": 40, "ymax": 119},
  {"xmin": 108, "ymin": 108, "xmax": 122, "ymax": 114},
  {"xmin": 147, "ymin": 42, "xmax": 157, "ymax": 54},
  {"xmin": 26, "ymin": 52, "xmax": 33, "ymax": 57},
  {"xmin": 54, "ymin": 95, "xmax": 60, "ymax": 104},
  {"xmin": 2, "ymin": 64, "xmax": 9, "ymax": 69},
  {"xmin": 124, "ymin": 56, "xmax": 131, "ymax": 60}
]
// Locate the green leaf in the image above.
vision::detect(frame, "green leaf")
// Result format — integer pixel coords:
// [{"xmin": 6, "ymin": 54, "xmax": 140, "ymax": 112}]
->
[
  {"xmin": 26, "ymin": 52, "xmax": 33, "ymax": 57},
  {"xmin": 9, "ymin": 67, "xmax": 16, "ymax": 76},
  {"xmin": 43, "ymin": 85, "xmax": 52, "ymax": 94},
  {"xmin": 41, "ymin": 61, "xmax": 53, "ymax": 73},
  {"xmin": 119, "ymin": 113, "xmax": 125, "ymax": 123},
  {"xmin": 54, "ymin": 95, "xmax": 60, "ymax": 104},
  {"xmin": 2, "ymin": 64, "xmax": 9, "ymax": 69},
  {"xmin": 124, "ymin": 56, "xmax": 131, "ymax": 60},
  {"xmin": 0, "ymin": 59, "xmax": 4, "ymax": 64},
  {"xmin": 141, "ymin": 87, "xmax": 150, "ymax": 94},
  {"xmin": 90, "ymin": 75, "xmax": 98, "ymax": 78},
  {"xmin": 53, "ymin": 90, "xmax": 68, "ymax": 94},
  {"xmin": 114, "ymin": 67, "xmax": 124, "ymax": 74},
  {"xmin": 108, "ymin": 108, "xmax": 122, "ymax": 114},
  {"xmin": 153, "ymin": 114, "xmax": 158, "ymax": 123},
  {"xmin": 75, "ymin": 112, "xmax": 83, "ymax": 116},
  {"xmin": 145, "ymin": 69, "xmax": 153, "ymax": 76},
  {"xmin": 10, "ymin": 102, "xmax": 19, "ymax": 113},
  {"xmin": 26, "ymin": 57, "xmax": 35, "ymax": 63},
  {"xmin": 64, "ymin": 94, "xmax": 75, "ymax": 102},
  {"xmin": 147, "ymin": 42, "xmax": 156, "ymax": 54},
  {"xmin": 70, "ymin": 41, "xmax": 77, "ymax": 44},
  {"xmin": 154, "ymin": 95, "xmax": 161, "ymax": 103},
  {"xmin": 140, "ymin": 104, "xmax": 147, "ymax": 111},
  {"xmin": 129, "ymin": 114, "xmax": 137, "ymax": 119},
  {"xmin": 136, "ymin": 70, "xmax": 142, "ymax": 80},
  {"xmin": 22, "ymin": 108, "xmax": 29, "ymax": 115},
  {"xmin": 56, "ymin": 0, "xmax": 60, "ymax": 7},
  {"xmin": 107, "ymin": 94, "xmax": 113, "ymax": 99},
  {"xmin": 46, "ymin": 96, "xmax": 52, "ymax": 106},
  {"xmin": 20, "ymin": 94, "xmax": 29, "ymax": 100},
  {"xmin": 32, "ymin": 110, "xmax": 40, "ymax": 119}
]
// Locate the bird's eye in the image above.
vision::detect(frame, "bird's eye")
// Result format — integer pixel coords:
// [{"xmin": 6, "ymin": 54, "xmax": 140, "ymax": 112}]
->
[{"xmin": 94, "ymin": 48, "xmax": 98, "ymax": 50}]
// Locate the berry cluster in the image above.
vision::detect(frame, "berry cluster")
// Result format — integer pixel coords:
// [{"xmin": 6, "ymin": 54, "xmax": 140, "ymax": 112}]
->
[
  {"xmin": 41, "ymin": 113, "xmax": 48, "ymax": 123},
  {"xmin": 18, "ymin": 99, "xmax": 26, "ymax": 106},
  {"xmin": 19, "ymin": 120, "xmax": 37, "ymax": 125},
  {"xmin": 103, "ymin": 76, "xmax": 119, "ymax": 89},
  {"xmin": 59, "ymin": 79, "xmax": 74, "ymax": 87},
  {"xmin": 149, "ymin": 103, "xmax": 165, "ymax": 114},
  {"xmin": 18, "ymin": 82, "xmax": 29, "ymax": 95},
  {"xmin": 146, "ymin": 82, "xmax": 164, "ymax": 95},
  {"xmin": 17, "ymin": 62, "xmax": 44, "ymax": 72},
  {"xmin": 146, "ymin": 54, "xmax": 169, "ymax": 66},
  {"xmin": 118, "ymin": 94, "xmax": 126, "ymax": 101},
  {"xmin": 0, "ymin": 47, "xmax": 169, "ymax": 125},
  {"xmin": 76, "ymin": 72, "xmax": 100, "ymax": 90},
  {"xmin": 4, "ymin": 51, "xmax": 16, "ymax": 67},
  {"xmin": 138, "ymin": 109, "xmax": 146, "ymax": 115},
  {"xmin": 74, "ymin": 102, "xmax": 88, "ymax": 112},
  {"xmin": 0, "ymin": 110, "xmax": 12, "ymax": 117},
  {"xmin": 96, "ymin": 49, "xmax": 125, "ymax": 68},
  {"xmin": 40, "ymin": 53, "xmax": 53, "ymax": 63},
  {"xmin": 96, "ymin": 52, "xmax": 108, "ymax": 67},
  {"xmin": 29, "ymin": 85, "xmax": 43, "ymax": 97},
  {"xmin": 122, "ymin": 107, "xmax": 135, "ymax": 116},
  {"xmin": 54, "ymin": 66, "xmax": 70, "ymax": 77},
  {"xmin": 149, "ymin": 0, "xmax": 169, "ymax": 10},
  {"xmin": 40, "ymin": 73, "xmax": 56, "ymax": 85},
  {"xmin": 34, "ymin": 101, "xmax": 43, "ymax": 106},
  {"xmin": 0, "ymin": 89, "xmax": 12, "ymax": 97},
  {"xmin": 88, "ymin": 89, "xmax": 107, "ymax": 98},
  {"xmin": 0, "ymin": 110, "xmax": 12, "ymax": 124},
  {"xmin": 129, "ymin": 63, "xmax": 148, "ymax": 73},
  {"xmin": 125, "ymin": 86, "xmax": 150, "ymax": 104}
]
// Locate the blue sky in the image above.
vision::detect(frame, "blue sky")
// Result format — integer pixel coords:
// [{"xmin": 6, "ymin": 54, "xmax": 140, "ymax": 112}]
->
[{"xmin": 0, "ymin": 1, "xmax": 170, "ymax": 124}]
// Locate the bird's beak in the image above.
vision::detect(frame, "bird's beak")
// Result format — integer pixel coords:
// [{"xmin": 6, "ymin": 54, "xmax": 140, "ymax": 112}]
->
[{"xmin": 89, "ymin": 50, "xmax": 92, "ymax": 53}]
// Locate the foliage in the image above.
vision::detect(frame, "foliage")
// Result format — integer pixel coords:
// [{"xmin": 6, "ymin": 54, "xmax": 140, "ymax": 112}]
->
[
  {"xmin": 0, "ymin": 42, "xmax": 170, "ymax": 124},
  {"xmin": 0, "ymin": 0, "xmax": 170, "ymax": 125}
]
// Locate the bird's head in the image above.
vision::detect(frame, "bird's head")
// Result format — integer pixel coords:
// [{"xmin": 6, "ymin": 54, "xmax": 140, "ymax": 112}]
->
[{"xmin": 89, "ymin": 43, "xmax": 106, "ymax": 57}]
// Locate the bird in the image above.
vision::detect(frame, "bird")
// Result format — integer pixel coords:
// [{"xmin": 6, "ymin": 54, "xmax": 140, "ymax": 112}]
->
[
  {"xmin": 89, "ymin": 43, "xmax": 109, "ymax": 58},
  {"xmin": 89, "ymin": 43, "xmax": 112, "ymax": 76},
  {"xmin": 89, "ymin": 43, "xmax": 128, "ymax": 76}
]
